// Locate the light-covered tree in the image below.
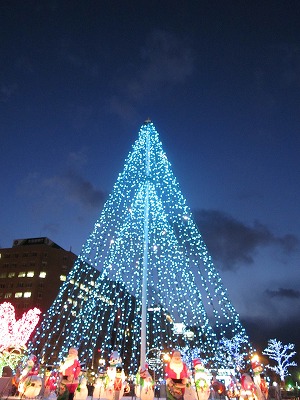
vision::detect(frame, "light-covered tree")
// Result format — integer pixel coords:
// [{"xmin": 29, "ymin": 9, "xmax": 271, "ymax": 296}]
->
[
  {"xmin": 28, "ymin": 121, "xmax": 252, "ymax": 374},
  {"xmin": 262, "ymin": 338, "xmax": 297, "ymax": 382},
  {"xmin": 216, "ymin": 333, "xmax": 251, "ymax": 371},
  {"xmin": 178, "ymin": 345, "xmax": 201, "ymax": 369}
]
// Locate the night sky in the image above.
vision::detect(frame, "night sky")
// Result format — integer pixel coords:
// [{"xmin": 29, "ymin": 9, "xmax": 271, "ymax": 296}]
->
[{"xmin": 1, "ymin": 1, "xmax": 299, "ymax": 359}]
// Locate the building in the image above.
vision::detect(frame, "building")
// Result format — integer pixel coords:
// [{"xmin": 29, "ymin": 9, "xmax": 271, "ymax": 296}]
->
[
  {"xmin": 0, "ymin": 237, "xmax": 77, "ymax": 316},
  {"xmin": 0, "ymin": 236, "xmax": 177, "ymax": 375}
]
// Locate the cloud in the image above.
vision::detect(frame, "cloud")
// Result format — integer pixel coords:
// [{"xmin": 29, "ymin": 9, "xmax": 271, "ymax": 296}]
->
[
  {"xmin": 66, "ymin": 148, "xmax": 89, "ymax": 169},
  {"xmin": 277, "ymin": 43, "xmax": 300, "ymax": 87},
  {"xmin": 242, "ymin": 315, "xmax": 300, "ymax": 355},
  {"xmin": 252, "ymin": 43, "xmax": 300, "ymax": 116},
  {"xmin": 0, "ymin": 83, "xmax": 18, "ymax": 102},
  {"xmin": 137, "ymin": 29, "xmax": 195, "ymax": 92},
  {"xmin": 59, "ymin": 37, "xmax": 99, "ymax": 78},
  {"xmin": 49, "ymin": 170, "xmax": 105, "ymax": 209},
  {"xmin": 193, "ymin": 209, "xmax": 299, "ymax": 270},
  {"xmin": 19, "ymin": 150, "xmax": 106, "ymax": 211},
  {"xmin": 265, "ymin": 287, "xmax": 300, "ymax": 299},
  {"xmin": 42, "ymin": 222, "xmax": 60, "ymax": 236},
  {"xmin": 108, "ymin": 96, "xmax": 141, "ymax": 123},
  {"xmin": 277, "ymin": 234, "xmax": 299, "ymax": 253},
  {"xmin": 53, "ymin": 150, "xmax": 106, "ymax": 208},
  {"xmin": 108, "ymin": 29, "xmax": 195, "ymax": 120}
]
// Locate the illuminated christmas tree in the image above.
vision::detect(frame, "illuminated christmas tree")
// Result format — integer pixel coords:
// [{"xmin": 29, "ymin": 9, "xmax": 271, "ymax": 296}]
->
[{"xmin": 29, "ymin": 120, "xmax": 252, "ymax": 374}]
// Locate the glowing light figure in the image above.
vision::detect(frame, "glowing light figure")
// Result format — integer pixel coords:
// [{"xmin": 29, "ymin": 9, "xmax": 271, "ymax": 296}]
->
[
  {"xmin": 0, "ymin": 302, "xmax": 41, "ymax": 376},
  {"xmin": 0, "ymin": 302, "xmax": 41, "ymax": 351}
]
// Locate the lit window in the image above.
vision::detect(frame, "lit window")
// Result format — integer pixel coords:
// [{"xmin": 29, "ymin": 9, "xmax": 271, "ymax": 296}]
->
[
  {"xmin": 24, "ymin": 292, "xmax": 31, "ymax": 298},
  {"xmin": 60, "ymin": 275, "xmax": 66, "ymax": 281},
  {"xmin": 15, "ymin": 292, "xmax": 23, "ymax": 298},
  {"xmin": 8, "ymin": 272, "xmax": 15, "ymax": 278},
  {"xmin": 39, "ymin": 272, "xmax": 46, "ymax": 278},
  {"xmin": 18, "ymin": 272, "xmax": 26, "ymax": 277},
  {"xmin": 4, "ymin": 293, "xmax": 12, "ymax": 298},
  {"xmin": 27, "ymin": 271, "xmax": 34, "ymax": 277}
]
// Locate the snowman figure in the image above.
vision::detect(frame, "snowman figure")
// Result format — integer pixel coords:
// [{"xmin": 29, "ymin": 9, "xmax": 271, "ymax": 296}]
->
[
  {"xmin": 135, "ymin": 364, "xmax": 154, "ymax": 400},
  {"xmin": 75, "ymin": 375, "xmax": 88, "ymax": 400},
  {"xmin": 191, "ymin": 359, "xmax": 210, "ymax": 400},
  {"xmin": 105, "ymin": 351, "xmax": 129, "ymax": 400},
  {"xmin": 18, "ymin": 354, "xmax": 42, "ymax": 398},
  {"xmin": 93, "ymin": 361, "xmax": 107, "ymax": 400}
]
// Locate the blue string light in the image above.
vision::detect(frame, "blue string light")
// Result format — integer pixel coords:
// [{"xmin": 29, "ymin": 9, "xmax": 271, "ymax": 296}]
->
[{"xmin": 28, "ymin": 121, "xmax": 252, "ymax": 374}]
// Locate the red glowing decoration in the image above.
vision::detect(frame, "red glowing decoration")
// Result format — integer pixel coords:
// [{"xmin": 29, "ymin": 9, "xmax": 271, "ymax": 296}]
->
[{"xmin": 0, "ymin": 302, "xmax": 41, "ymax": 351}]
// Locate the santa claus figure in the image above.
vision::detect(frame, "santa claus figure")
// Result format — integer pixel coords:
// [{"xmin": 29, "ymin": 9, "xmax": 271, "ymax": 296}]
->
[
  {"xmin": 165, "ymin": 350, "xmax": 190, "ymax": 400},
  {"xmin": 60, "ymin": 347, "xmax": 81, "ymax": 400},
  {"xmin": 239, "ymin": 373, "xmax": 257, "ymax": 400}
]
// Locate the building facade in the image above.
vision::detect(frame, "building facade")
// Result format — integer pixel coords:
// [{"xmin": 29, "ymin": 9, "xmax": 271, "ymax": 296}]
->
[{"xmin": 0, "ymin": 237, "xmax": 77, "ymax": 316}]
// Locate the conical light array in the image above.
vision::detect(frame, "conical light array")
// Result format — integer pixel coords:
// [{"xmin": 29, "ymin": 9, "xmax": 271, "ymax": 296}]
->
[{"xmin": 29, "ymin": 121, "xmax": 252, "ymax": 373}]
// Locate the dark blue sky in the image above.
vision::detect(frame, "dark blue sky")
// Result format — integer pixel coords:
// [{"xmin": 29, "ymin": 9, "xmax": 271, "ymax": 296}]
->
[{"xmin": 1, "ymin": 1, "xmax": 299, "ymax": 356}]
